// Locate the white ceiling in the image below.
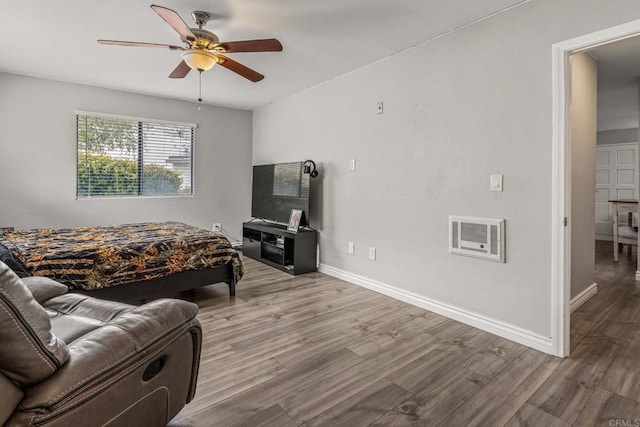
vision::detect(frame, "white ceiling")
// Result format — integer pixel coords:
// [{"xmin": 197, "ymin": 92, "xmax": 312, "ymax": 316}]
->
[
  {"xmin": 0, "ymin": 0, "xmax": 527, "ymax": 110},
  {"xmin": 590, "ymin": 36, "xmax": 640, "ymax": 131}
]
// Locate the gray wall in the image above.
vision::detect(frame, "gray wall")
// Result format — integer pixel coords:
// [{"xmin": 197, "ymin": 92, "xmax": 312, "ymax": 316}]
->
[
  {"xmin": 597, "ymin": 127, "xmax": 638, "ymax": 145},
  {"xmin": 570, "ymin": 53, "xmax": 597, "ymax": 299},
  {"xmin": 253, "ymin": 0, "xmax": 640, "ymax": 338},
  {"xmin": 0, "ymin": 73, "xmax": 252, "ymax": 239}
]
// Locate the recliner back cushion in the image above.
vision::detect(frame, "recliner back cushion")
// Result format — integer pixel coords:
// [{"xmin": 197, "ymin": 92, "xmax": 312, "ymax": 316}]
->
[{"xmin": 0, "ymin": 261, "xmax": 69, "ymax": 386}]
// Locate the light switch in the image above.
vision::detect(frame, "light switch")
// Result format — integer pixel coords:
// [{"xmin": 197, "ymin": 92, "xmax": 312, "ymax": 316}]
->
[
  {"xmin": 349, "ymin": 159, "xmax": 356, "ymax": 171},
  {"xmin": 490, "ymin": 174, "xmax": 503, "ymax": 192}
]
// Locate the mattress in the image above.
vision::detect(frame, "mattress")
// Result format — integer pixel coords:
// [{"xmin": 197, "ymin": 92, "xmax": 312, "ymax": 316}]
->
[{"xmin": 1, "ymin": 221, "xmax": 243, "ymax": 290}]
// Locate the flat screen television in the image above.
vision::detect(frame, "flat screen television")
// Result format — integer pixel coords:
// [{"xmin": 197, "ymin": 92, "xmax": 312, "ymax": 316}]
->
[{"xmin": 251, "ymin": 162, "xmax": 310, "ymax": 225}]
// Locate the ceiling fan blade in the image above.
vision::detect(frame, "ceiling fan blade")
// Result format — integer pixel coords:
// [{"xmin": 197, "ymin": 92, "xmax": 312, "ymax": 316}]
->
[
  {"xmin": 150, "ymin": 4, "xmax": 197, "ymax": 43},
  {"xmin": 98, "ymin": 39, "xmax": 184, "ymax": 50},
  {"xmin": 217, "ymin": 55, "xmax": 264, "ymax": 82},
  {"xmin": 169, "ymin": 60, "xmax": 191, "ymax": 79},
  {"xmin": 212, "ymin": 38, "xmax": 283, "ymax": 53}
]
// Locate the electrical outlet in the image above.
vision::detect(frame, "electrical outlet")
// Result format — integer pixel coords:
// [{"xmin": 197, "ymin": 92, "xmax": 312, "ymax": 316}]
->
[
  {"xmin": 368, "ymin": 247, "xmax": 376, "ymax": 260},
  {"xmin": 377, "ymin": 101, "xmax": 384, "ymax": 114},
  {"xmin": 213, "ymin": 223, "xmax": 222, "ymax": 232},
  {"xmin": 348, "ymin": 242, "xmax": 355, "ymax": 255}
]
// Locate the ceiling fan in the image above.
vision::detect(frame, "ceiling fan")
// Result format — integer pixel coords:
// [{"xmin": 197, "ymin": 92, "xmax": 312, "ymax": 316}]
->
[{"xmin": 98, "ymin": 4, "xmax": 282, "ymax": 83}]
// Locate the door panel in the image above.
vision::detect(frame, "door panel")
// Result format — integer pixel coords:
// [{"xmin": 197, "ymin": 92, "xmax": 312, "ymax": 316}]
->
[
  {"xmin": 596, "ymin": 170, "xmax": 611, "ymax": 185},
  {"xmin": 596, "ymin": 150, "xmax": 610, "ymax": 166},
  {"xmin": 618, "ymin": 188, "xmax": 635, "ymax": 199},
  {"xmin": 617, "ymin": 169, "xmax": 635, "ymax": 185},
  {"xmin": 617, "ymin": 149, "xmax": 635, "ymax": 165}
]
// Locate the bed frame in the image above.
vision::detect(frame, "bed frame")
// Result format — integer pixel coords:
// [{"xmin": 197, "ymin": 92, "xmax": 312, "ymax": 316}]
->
[{"xmin": 72, "ymin": 261, "xmax": 237, "ymax": 302}]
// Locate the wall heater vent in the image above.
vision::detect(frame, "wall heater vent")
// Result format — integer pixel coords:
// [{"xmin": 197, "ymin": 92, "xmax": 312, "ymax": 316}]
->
[{"xmin": 449, "ymin": 216, "xmax": 505, "ymax": 262}]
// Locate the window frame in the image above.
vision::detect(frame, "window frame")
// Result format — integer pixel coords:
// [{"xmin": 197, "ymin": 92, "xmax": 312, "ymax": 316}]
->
[{"xmin": 75, "ymin": 110, "xmax": 197, "ymax": 199}]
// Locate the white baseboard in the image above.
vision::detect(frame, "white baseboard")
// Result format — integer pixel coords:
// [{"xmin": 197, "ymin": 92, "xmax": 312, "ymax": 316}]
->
[
  {"xmin": 570, "ymin": 283, "xmax": 598, "ymax": 313},
  {"xmin": 318, "ymin": 263, "xmax": 553, "ymax": 355}
]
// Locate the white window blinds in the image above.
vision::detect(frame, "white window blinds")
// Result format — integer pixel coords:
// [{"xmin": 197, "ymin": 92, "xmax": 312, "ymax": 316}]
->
[{"xmin": 76, "ymin": 114, "xmax": 194, "ymax": 197}]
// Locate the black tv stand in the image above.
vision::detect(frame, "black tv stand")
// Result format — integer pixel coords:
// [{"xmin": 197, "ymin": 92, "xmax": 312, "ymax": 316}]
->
[{"xmin": 242, "ymin": 221, "xmax": 317, "ymax": 275}]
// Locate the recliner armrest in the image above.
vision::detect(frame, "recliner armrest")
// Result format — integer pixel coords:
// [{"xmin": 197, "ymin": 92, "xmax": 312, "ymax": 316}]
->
[
  {"xmin": 19, "ymin": 297, "xmax": 199, "ymax": 411},
  {"xmin": 21, "ymin": 276, "xmax": 68, "ymax": 304}
]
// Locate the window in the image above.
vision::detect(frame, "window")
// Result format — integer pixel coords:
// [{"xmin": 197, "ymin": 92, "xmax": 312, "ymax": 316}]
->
[{"xmin": 76, "ymin": 112, "xmax": 195, "ymax": 198}]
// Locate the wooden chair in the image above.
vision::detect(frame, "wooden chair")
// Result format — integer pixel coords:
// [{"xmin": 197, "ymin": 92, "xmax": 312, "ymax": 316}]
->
[{"xmin": 611, "ymin": 199, "xmax": 638, "ymax": 261}]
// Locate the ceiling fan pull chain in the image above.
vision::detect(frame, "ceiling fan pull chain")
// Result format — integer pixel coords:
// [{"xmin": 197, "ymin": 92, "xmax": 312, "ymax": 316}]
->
[{"xmin": 198, "ymin": 70, "xmax": 203, "ymax": 110}]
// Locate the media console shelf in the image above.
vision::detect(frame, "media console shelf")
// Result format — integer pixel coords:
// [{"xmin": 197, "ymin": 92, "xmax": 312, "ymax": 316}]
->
[{"xmin": 242, "ymin": 221, "xmax": 317, "ymax": 275}]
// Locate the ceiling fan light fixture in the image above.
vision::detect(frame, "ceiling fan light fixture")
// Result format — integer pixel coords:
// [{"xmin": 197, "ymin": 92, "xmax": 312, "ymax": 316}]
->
[{"xmin": 182, "ymin": 50, "xmax": 218, "ymax": 71}]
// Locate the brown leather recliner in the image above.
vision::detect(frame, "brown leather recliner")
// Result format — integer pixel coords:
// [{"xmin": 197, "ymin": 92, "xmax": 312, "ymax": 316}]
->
[{"xmin": 0, "ymin": 261, "xmax": 202, "ymax": 426}]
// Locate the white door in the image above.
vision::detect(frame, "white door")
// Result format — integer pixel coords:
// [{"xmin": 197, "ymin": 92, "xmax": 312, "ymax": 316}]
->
[{"xmin": 595, "ymin": 142, "xmax": 638, "ymax": 241}]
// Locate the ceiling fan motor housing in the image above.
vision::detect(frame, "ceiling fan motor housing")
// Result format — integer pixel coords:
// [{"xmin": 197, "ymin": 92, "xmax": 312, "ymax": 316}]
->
[{"xmin": 188, "ymin": 28, "xmax": 219, "ymax": 50}]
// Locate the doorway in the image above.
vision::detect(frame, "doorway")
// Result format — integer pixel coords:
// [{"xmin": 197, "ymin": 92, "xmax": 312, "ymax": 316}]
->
[{"xmin": 552, "ymin": 20, "xmax": 640, "ymax": 357}]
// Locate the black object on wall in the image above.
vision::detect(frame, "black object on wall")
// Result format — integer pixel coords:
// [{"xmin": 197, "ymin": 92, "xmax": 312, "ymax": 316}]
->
[
  {"xmin": 252, "ymin": 161, "xmax": 314, "ymax": 225},
  {"xmin": 303, "ymin": 160, "xmax": 319, "ymax": 178}
]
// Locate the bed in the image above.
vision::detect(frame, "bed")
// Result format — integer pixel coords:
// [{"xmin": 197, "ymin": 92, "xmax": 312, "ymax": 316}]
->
[{"xmin": 0, "ymin": 221, "xmax": 243, "ymax": 301}]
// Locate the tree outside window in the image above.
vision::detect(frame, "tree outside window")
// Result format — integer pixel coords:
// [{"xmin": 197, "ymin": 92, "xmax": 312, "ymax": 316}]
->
[{"xmin": 77, "ymin": 115, "xmax": 194, "ymax": 197}]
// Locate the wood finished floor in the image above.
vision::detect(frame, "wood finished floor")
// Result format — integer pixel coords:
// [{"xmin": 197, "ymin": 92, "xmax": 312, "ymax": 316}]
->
[{"xmin": 169, "ymin": 242, "xmax": 640, "ymax": 426}]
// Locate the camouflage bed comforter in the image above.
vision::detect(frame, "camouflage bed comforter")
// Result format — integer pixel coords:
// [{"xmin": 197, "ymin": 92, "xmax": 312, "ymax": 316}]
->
[{"xmin": 1, "ymin": 221, "xmax": 243, "ymax": 290}]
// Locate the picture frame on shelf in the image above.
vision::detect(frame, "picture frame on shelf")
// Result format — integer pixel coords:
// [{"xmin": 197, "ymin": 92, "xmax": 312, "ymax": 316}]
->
[{"xmin": 287, "ymin": 209, "xmax": 303, "ymax": 232}]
